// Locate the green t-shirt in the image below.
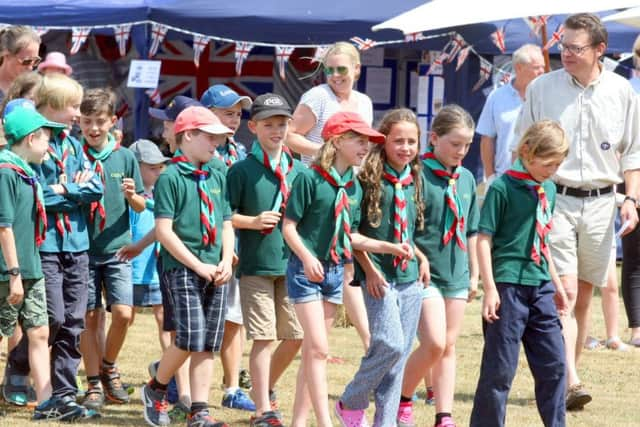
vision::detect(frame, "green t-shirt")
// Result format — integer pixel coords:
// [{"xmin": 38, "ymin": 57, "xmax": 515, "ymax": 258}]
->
[
  {"xmin": 227, "ymin": 154, "xmax": 303, "ymax": 276},
  {"xmin": 355, "ymin": 173, "xmax": 423, "ymax": 284},
  {"xmin": 285, "ymin": 167, "xmax": 362, "ymax": 262},
  {"xmin": 206, "ymin": 157, "xmax": 227, "ymax": 175},
  {"xmin": 415, "ymin": 166, "xmax": 478, "ymax": 291},
  {"xmin": 0, "ymin": 169, "xmax": 43, "ymax": 281},
  {"xmin": 478, "ymin": 174, "xmax": 555, "ymax": 286},
  {"xmin": 154, "ymin": 164, "xmax": 232, "ymax": 272},
  {"xmin": 86, "ymin": 147, "xmax": 144, "ymax": 256}
]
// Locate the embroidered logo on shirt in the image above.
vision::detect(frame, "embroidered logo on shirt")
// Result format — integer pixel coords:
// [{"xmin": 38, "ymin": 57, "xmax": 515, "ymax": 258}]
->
[
  {"xmin": 601, "ymin": 142, "xmax": 611, "ymax": 150},
  {"xmin": 210, "ymin": 188, "xmax": 221, "ymax": 195}
]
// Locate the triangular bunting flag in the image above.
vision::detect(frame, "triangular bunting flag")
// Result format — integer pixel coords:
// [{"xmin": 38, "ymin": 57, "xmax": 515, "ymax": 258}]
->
[
  {"xmin": 456, "ymin": 46, "xmax": 471, "ymax": 71},
  {"xmin": 428, "ymin": 51, "xmax": 449, "ymax": 75},
  {"xmin": 472, "ymin": 57, "xmax": 492, "ymax": 91},
  {"xmin": 525, "ymin": 15, "xmax": 550, "ymax": 37},
  {"xmin": 33, "ymin": 26, "xmax": 48, "ymax": 37},
  {"xmin": 490, "ymin": 28, "xmax": 506, "ymax": 54},
  {"xmin": 275, "ymin": 46, "xmax": 295, "ymax": 80},
  {"xmin": 146, "ymin": 88, "xmax": 161, "ymax": 106},
  {"xmin": 70, "ymin": 27, "xmax": 91, "ymax": 55},
  {"xmin": 350, "ymin": 37, "xmax": 376, "ymax": 51},
  {"xmin": 446, "ymin": 34, "xmax": 466, "ymax": 63},
  {"xmin": 311, "ymin": 45, "xmax": 330, "ymax": 63},
  {"xmin": 149, "ymin": 23, "xmax": 168, "ymax": 58},
  {"xmin": 235, "ymin": 42, "xmax": 255, "ymax": 75},
  {"xmin": 113, "ymin": 24, "xmax": 132, "ymax": 57},
  {"xmin": 543, "ymin": 24, "xmax": 564, "ymax": 51},
  {"xmin": 193, "ymin": 35, "xmax": 210, "ymax": 67},
  {"xmin": 404, "ymin": 32, "xmax": 426, "ymax": 42},
  {"xmin": 500, "ymin": 72, "xmax": 512, "ymax": 84}
]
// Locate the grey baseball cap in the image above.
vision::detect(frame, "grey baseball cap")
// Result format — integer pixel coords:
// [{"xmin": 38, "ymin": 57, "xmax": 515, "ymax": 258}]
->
[{"xmin": 129, "ymin": 139, "xmax": 170, "ymax": 164}]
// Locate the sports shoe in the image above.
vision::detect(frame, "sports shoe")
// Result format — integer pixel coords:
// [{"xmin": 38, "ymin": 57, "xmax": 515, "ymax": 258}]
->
[
  {"xmin": 101, "ymin": 365, "xmax": 130, "ymax": 404},
  {"xmin": 434, "ymin": 415, "xmax": 456, "ymax": 427},
  {"xmin": 425, "ymin": 387, "xmax": 435, "ymax": 405},
  {"xmin": 397, "ymin": 401, "xmax": 415, "ymax": 427},
  {"xmin": 141, "ymin": 383, "xmax": 170, "ymax": 427},
  {"xmin": 269, "ymin": 389, "xmax": 279, "ymax": 411},
  {"xmin": 335, "ymin": 400, "xmax": 369, "ymax": 427},
  {"xmin": 239, "ymin": 369, "xmax": 252, "ymax": 389},
  {"xmin": 32, "ymin": 395, "xmax": 86, "ymax": 422},
  {"xmin": 222, "ymin": 388, "xmax": 256, "ymax": 411},
  {"xmin": 566, "ymin": 383, "xmax": 592, "ymax": 411},
  {"xmin": 187, "ymin": 409, "xmax": 228, "ymax": 427},
  {"xmin": 250, "ymin": 410, "xmax": 284, "ymax": 427},
  {"xmin": 2, "ymin": 372, "xmax": 29, "ymax": 406},
  {"xmin": 169, "ymin": 400, "xmax": 190, "ymax": 422},
  {"xmin": 81, "ymin": 383, "xmax": 105, "ymax": 410}
]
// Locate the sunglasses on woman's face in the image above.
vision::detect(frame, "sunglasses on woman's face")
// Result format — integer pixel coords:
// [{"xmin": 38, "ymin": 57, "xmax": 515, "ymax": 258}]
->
[
  {"xmin": 323, "ymin": 66, "xmax": 349, "ymax": 76},
  {"xmin": 17, "ymin": 56, "xmax": 42, "ymax": 67}
]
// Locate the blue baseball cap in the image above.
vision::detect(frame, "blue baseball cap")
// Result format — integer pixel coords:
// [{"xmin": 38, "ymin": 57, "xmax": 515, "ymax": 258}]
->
[
  {"xmin": 200, "ymin": 84, "xmax": 252, "ymax": 110},
  {"xmin": 149, "ymin": 95, "xmax": 203, "ymax": 121},
  {"xmin": 3, "ymin": 98, "xmax": 36, "ymax": 118}
]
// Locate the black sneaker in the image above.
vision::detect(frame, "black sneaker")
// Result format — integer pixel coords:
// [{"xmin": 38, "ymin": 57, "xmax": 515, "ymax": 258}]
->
[
  {"xmin": 187, "ymin": 409, "xmax": 228, "ymax": 427},
  {"xmin": 32, "ymin": 395, "xmax": 86, "ymax": 422},
  {"xmin": 100, "ymin": 365, "xmax": 130, "ymax": 404},
  {"xmin": 141, "ymin": 383, "xmax": 170, "ymax": 427},
  {"xmin": 250, "ymin": 410, "xmax": 284, "ymax": 427}
]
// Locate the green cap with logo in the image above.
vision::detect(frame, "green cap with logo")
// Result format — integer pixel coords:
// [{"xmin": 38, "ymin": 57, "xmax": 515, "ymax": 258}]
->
[{"xmin": 3, "ymin": 105, "xmax": 66, "ymax": 146}]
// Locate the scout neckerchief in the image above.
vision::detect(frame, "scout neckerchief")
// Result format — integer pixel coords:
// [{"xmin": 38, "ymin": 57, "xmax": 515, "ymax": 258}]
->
[
  {"xmin": 171, "ymin": 150, "xmax": 217, "ymax": 246},
  {"xmin": 250, "ymin": 141, "xmax": 293, "ymax": 235},
  {"xmin": 217, "ymin": 137, "xmax": 240, "ymax": 167},
  {"xmin": 505, "ymin": 158, "xmax": 552, "ymax": 265},
  {"xmin": 47, "ymin": 130, "xmax": 72, "ymax": 237},
  {"xmin": 83, "ymin": 133, "xmax": 120, "ymax": 232},
  {"xmin": 311, "ymin": 164, "xmax": 354, "ymax": 264},
  {"xmin": 382, "ymin": 163, "xmax": 413, "ymax": 271},
  {"xmin": 421, "ymin": 147, "xmax": 466, "ymax": 250},
  {"xmin": 0, "ymin": 150, "xmax": 47, "ymax": 246}
]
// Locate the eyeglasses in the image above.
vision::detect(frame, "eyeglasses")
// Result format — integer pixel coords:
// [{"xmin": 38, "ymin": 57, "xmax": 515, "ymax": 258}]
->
[
  {"xmin": 17, "ymin": 56, "xmax": 42, "ymax": 67},
  {"xmin": 323, "ymin": 66, "xmax": 349, "ymax": 76},
  {"xmin": 558, "ymin": 43, "xmax": 593, "ymax": 56}
]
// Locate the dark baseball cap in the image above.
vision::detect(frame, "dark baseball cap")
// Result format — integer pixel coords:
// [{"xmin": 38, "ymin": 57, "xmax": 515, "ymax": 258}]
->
[
  {"xmin": 149, "ymin": 95, "xmax": 203, "ymax": 121},
  {"xmin": 129, "ymin": 139, "xmax": 170, "ymax": 164},
  {"xmin": 250, "ymin": 93, "xmax": 292, "ymax": 121}
]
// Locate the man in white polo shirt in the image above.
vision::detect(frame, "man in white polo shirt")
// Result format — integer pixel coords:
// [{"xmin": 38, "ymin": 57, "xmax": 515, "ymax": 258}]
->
[
  {"xmin": 516, "ymin": 13, "xmax": 640, "ymax": 411},
  {"xmin": 477, "ymin": 43, "xmax": 544, "ymax": 182}
]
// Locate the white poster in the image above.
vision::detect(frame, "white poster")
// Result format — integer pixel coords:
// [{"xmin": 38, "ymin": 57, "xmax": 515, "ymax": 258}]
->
[{"xmin": 127, "ymin": 60, "xmax": 162, "ymax": 88}]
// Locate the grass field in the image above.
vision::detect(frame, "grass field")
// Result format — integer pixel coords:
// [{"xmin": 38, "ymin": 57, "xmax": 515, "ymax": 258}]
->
[{"xmin": 1, "ymin": 290, "xmax": 639, "ymax": 426}]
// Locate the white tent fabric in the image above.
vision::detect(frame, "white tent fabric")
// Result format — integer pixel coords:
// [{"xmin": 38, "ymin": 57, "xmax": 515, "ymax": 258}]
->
[
  {"xmin": 603, "ymin": 7, "xmax": 640, "ymax": 28},
  {"xmin": 373, "ymin": 0, "xmax": 640, "ymax": 34}
]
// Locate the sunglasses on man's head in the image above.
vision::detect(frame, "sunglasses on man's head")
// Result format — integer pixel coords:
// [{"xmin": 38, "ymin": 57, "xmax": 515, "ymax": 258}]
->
[
  {"xmin": 17, "ymin": 56, "xmax": 42, "ymax": 67},
  {"xmin": 323, "ymin": 66, "xmax": 349, "ymax": 76}
]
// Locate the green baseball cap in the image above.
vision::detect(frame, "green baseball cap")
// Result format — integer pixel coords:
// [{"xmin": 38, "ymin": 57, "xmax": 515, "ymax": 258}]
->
[{"xmin": 3, "ymin": 106, "xmax": 66, "ymax": 146}]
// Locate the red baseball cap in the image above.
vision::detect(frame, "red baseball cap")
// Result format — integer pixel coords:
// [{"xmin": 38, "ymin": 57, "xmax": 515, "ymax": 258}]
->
[
  {"xmin": 321, "ymin": 112, "xmax": 385, "ymax": 144},
  {"xmin": 174, "ymin": 106, "xmax": 233, "ymax": 135}
]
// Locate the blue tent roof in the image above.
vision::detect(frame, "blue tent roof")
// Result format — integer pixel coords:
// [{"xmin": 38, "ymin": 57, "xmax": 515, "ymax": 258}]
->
[{"xmin": 0, "ymin": 1, "xmax": 150, "ymax": 26}]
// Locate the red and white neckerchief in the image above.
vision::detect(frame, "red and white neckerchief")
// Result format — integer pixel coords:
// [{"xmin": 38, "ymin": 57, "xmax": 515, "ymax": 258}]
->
[
  {"xmin": 490, "ymin": 28, "xmax": 507, "ymax": 54},
  {"xmin": 235, "ymin": 42, "xmax": 255, "ymax": 75},
  {"xmin": 149, "ymin": 23, "xmax": 168, "ymax": 58},
  {"xmin": 70, "ymin": 27, "xmax": 91, "ymax": 55},
  {"xmin": 193, "ymin": 35, "xmax": 211, "ymax": 67},
  {"xmin": 113, "ymin": 24, "xmax": 132, "ymax": 57}
]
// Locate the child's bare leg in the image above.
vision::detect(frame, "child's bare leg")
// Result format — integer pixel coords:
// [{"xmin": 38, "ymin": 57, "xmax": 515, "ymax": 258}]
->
[
  {"xmin": 250, "ymin": 340, "xmax": 273, "ymax": 415},
  {"xmin": 103, "ymin": 304, "xmax": 133, "ymax": 364},
  {"xmin": 156, "ymin": 345, "xmax": 190, "ymax": 385},
  {"xmin": 80, "ymin": 309, "xmax": 102, "ymax": 377},
  {"xmin": 221, "ymin": 321, "xmax": 243, "ymax": 388},
  {"xmin": 269, "ymin": 338, "xmax": 301, "ymax": 389},
  {"xmin": 602, "ymin": 256, "xmax": 622, "ymax": 342},
  {"xmin": 152, "ymin": 305, "xmax": 171, "ymax": 351},
  {"xmin": 170, "ymin": 331, "xmax": 191, "ymax": 406},
  {"xmin": 342, "ymin": 265, "xmax": 370, "ymax": 351},
  {"xmin": 189, "ymin": 352, "xmax": 214, "ymax": 403},
  {"xmin": 27, "ymin": 325, "xmax": 51, "ymax": 403}
]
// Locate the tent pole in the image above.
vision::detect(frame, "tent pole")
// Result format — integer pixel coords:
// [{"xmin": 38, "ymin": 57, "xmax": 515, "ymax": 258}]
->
[{"xmin": 541, "ymin": 23, "xmax": 551, "ymax": 73}]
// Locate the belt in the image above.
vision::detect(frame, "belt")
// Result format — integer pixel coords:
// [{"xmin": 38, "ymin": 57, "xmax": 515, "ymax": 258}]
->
[{"xmin": 555, "ymin": 184, "xmax": 614, "ymax": 198}]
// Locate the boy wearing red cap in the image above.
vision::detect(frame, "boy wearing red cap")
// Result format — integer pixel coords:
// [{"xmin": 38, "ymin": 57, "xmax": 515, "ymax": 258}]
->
[{"xmin": 141, "ymin": 106, "xmax": 235, "ymax": 427}]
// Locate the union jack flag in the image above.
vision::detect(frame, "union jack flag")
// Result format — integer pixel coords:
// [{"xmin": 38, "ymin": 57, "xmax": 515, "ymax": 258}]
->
[
  {"xmin": 544, "ymin": 24, "xmax": 564, "ymax": 51},
  {"xmin": 70, "ymin": 27, "xmax": 91, "ymax": 55},
  {"xmin": 152, "ymin": 40, "xmax": 273, "ymax": 105},
  {"xmin": 446, "ymin": 34, "xmax": 466, "ymax": 63},
  {"xmin": 472, "ymin": 57, "xmax": 492, "ymax": 92},
  {"xmin": 490, "ymin": 28, "xmax": 506, "ymax": 54},
  {"xmin": 456, "ymin": 46, "xmax": 471, "ymax": 71},
  {"xmin": 350, "ymin": 37, "xmax": 376, "ymax": 51},
  {"xmin": 113, "ymin": 24, "xmax": 131, "ymax": 57},
  {"xmin": 525, "ymin": 15, "xmax": 550, "ymax": 37},
  {"xmin": 404, "ymin": 32, "xmax": 426, "ymax": 42},
  {"xmin": 192, "ymin": 35, "xmax": 210, "ymax": 68},
  {"xmin": 311, "ymin": 45, "xmax": 330, "ymax": 63},
  {"xmin": 235, "ymin": 42, "xmax": 255, "ymax": 75},
  {"xmin": 149, "ymin": 23, "xmax": 168, "ymax": 58},
  {"xmin": 275, "ymin": 46, "xmax": 295, "ymax": 80}
]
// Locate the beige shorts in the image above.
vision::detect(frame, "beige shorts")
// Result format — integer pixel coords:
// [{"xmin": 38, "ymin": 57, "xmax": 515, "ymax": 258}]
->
[
  {"xmin": 239, "ymin": 275, "xmax": 303, "ymax": 341},
  {"xmin": 550, "ymin": 193, "xmax": 616, "ymax": 287}
]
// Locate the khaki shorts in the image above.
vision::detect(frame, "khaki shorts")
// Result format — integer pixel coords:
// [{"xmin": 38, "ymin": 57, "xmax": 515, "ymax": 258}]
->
[
  {"xmin": 0, "ymin": 278, "xmax": 48, "ymax": 336},
  {"xmin": 550, "ymin": 193, "xmax": 616, "ymax": 287},
  {"xmin": 239, "ymin": 275, "xmax": 303, "ymax": 340}
]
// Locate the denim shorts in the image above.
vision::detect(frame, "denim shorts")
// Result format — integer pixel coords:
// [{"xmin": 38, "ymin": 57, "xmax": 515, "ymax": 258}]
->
[
  {"xmin": 164, "ymin": 267, "xmax": 226, "ymax": 352},
  {"xmin": 87, "ymin": 254, "xmax": 133, "ymax": 310},
  {"xmin": 133, "ymin": 284, "xmax": 162, "ymax": 307},
  {"xmin": 422, "ymin": 283, "xmax": 469, "ymax": 300},
  {"xmin": 286, "ymin": 253, "xmax": 344, "ymax": 305}
]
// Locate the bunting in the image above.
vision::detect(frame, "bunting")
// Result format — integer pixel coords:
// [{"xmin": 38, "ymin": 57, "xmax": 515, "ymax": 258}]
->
[
  {"xmin": 446, "ymin": 33, "xmax": 466, "ymax": 63},
  {"xmin": 525, "ymin": 15, "xmax": 550, "ymax": 36},
  {"xmin": 70, "ymin": 27, "xmax": 91, "ymax": 55},
  {"xmin": 472, "ymin": 57, "xmax": 492, "ymax": 92},
  {"xmin": 149, "ymin": 23, "xmax": 168, "ymax": 58},
  {"xmin": 428, "ymin": 51, "xmax": 449, "ymax": 76},
  {"xmin": 404, "ymin": 32, "xmax": 426, "ymax": 42},
  {"xmin": 350, "ymin": 36, "xmax": 376, "ymax": 51},
  {"xmin": 32, "ymin": 26, "xmax": 48, "ymax": 37},
  {"xmin": 490, "ymin": 28, "xmax": 506, "ymax": 54},
  {"xmin": 192, "ymin": 35, "xmax": 210, "ymax": 67},
  {"xmin": 543, "ymin": 24, "xmax": 564, "ymax": 51},
  {"xmin": 275, "ymin": 46, "xmax": 295, "ymax": 80},
  {"xmin": 311, "ymin": 45, "xmax": 330, "ymax": 63},
  {"xmin": 456, "ymin": 46, "xmax": 471, "ymax": 71},
  {"xmin": 234, "ymin": 42, "xmax": 255, "ymax": 75},
  {"xmin": 113, "ymin": 24, "xmax": 132, "ymax": 57}
]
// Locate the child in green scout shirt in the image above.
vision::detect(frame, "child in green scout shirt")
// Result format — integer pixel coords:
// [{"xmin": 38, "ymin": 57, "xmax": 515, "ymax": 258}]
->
[
  {"xmin": 226, "ymin": 93, "xmax": 303, "ymax": 427},
  {"xmin": 78, "ymin": 88, "xmax": 145, "ymax": 408},
  {"xmin": 398, "ymin": 105, "xmax": 480, "ymax": 427},
  {"xmin": 283, "ymin": 111, "xmax": 402, "ymax": 427},
  {"xmin": 0, "ymin": 106, "xmax": 67, "ymax": 420},
  {"xmin": 335, "ymin": 108, "xmax": 425, "ymax": 427},
  {"xmin": 470, "ymin": 121, "xmax": 570, "ymax": 427},
  {"xmin": 141, "ymin": 106, "xmax": 234, "ymax": 427}
]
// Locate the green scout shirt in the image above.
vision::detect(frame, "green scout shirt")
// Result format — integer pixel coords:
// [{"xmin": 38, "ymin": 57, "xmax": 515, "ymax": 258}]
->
[
  {"xmin": 227, "ymin": 154, "xmax": 303, "ymax": 276},
  {"xmin": 285, "ymin": 167, "xmax": 362, "ymax": 262},
  {"xmin": 415, "ymin": 167, "xmax": 479, "ymax": 291},
  {"xmin": 355, "ymin": 173, "xmax": 423, "ymax": 284},
  {"xmin": 154, "ymin": 164, "xmax": 232, "ymax": 272},
  {"xmin": 478, "ymin": 174, "xmax": 555, "ymax": 286},
  {"xmin": 207, "ymin": 157, "xmax": 227, "ymax": 175},
  {"xmin": 0, "ymin": 169, "xmax": 43, "ymax": 281},
  {"xmin": 86, "ymin": 147, "xmax": 144, "ymax": 256}
]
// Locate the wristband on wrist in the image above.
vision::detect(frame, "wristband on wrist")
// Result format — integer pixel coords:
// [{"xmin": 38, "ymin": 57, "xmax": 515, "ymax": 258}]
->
[{"xmin": 624, "ymin": 196, "xmax": 638, "ymax": 206}]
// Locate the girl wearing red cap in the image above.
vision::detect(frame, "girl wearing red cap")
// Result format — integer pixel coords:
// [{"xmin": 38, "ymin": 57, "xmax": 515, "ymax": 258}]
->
[
  {"xmin": 283, "ymin": 111, "xmax": 408, "ymax": 427},
  {"xmin": 335, "ymin": 109, "xmax": 426, "ymax": 427}
]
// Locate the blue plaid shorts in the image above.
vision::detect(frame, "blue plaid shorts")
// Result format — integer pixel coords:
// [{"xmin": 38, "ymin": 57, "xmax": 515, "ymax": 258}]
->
[{"xmin": 163, "ymin": 267, "xmax": 227, "ymax": 352}]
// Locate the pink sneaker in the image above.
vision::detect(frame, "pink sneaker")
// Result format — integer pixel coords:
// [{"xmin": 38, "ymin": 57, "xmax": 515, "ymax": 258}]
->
[
  {"xmin": 334, "ymin": 401, "xmax": 369, "ymax": 427},
  {"xmin": 396, "ymin": 401, "xmax": 416, "ymax": 427},
  {"xmin": 435, "ymin": 416, "xmax": 456, "ymax": 427}
]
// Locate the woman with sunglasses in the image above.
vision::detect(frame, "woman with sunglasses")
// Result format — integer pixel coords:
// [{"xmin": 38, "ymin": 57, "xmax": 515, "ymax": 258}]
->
[
  {"xmin": 0, "ymin": 26, "xmax": 41, "ymax": 105},
  {"xmin": 287, "ymin": 41, "xmax": 374, "ymax": 354}
]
